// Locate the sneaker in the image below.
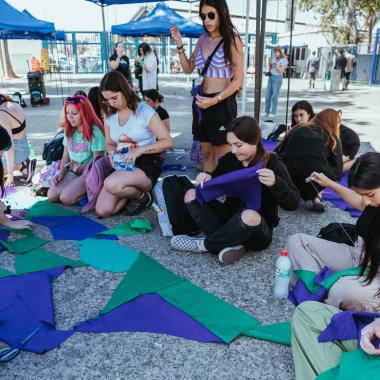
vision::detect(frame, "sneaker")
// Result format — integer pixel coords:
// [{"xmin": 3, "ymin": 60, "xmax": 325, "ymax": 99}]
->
[
  {"xmin": 269, "ymin": 113, "xmax": 277, "ymax": 117},
  {"xmin": 124, "ymin": 192, "xmax": 153, "ymax": 216},
  {"xmin": 218, "ymin": 245, "xmax": 246, "ymax": 265},
  {"xmin": 311, "ymin": 199, "xmax": 326, "ymax": 212},
  {"xmin": 171, "ymin": 235, "xmax": 207, "ymax": 253}
]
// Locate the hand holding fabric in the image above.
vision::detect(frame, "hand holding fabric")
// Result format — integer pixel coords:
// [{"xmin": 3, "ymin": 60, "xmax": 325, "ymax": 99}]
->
[
  {"xmin": 360, "ymin": 318, "xmax": 380, "ymax": 355},
  {"xmin": 196, "ymin": 172, "xmax": 212, "ymax": 188},
  {"xmin": 195, "ymin": 95, "xmax": 218, "ymax": 110},
  {"xmin": 257, "ymin": 168, "xmax": 275, "ymax": 187}
]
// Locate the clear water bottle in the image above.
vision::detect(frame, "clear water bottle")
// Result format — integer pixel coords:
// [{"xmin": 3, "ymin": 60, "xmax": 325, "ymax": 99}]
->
[
  {"xmin": 28, "ymin": 142, "xmax": 36, "ymax": 160},
  {"xmin": 274, "ymin": 249, "xmax": 291, "ymax": 299}
]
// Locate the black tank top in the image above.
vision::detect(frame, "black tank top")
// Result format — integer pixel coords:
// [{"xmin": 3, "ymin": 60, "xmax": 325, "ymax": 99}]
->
[{"xmin": 0, "ymin": 109, "xmax": 26, "ymax": 135}]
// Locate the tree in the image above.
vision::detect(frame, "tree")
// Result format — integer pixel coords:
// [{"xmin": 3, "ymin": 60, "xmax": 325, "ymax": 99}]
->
[{"xmin": 2, "ymin": 40, "xmax": 18, "ymax": 78}]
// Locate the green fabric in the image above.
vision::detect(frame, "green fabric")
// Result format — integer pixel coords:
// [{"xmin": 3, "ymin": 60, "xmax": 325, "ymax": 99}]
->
[
  {"xmin": 243, "ymin": 321, "xmax": 291, "ymax": 346},
  {"xmin": 98, "ymin": 219, "xmax": 153, "ymax": 235},
  {"xmin": 317, "ymin": 349, "xmax": 380, "ymax": 380},
  {"xmin": 0, "ymin": 268, "xmax": 14, "ymax": 279},
  {"xmin": 77, "ymin": 238, "xmax": 139, "ymax": 272},
  {"xmin": 25, "ymin": 200, "xmax": 79, "ymax": 219},
  {"xmin": 322, "ymin": 267, "xmax": 363, "ymax": 290},
  {"xmin": 63, "ymin": 125, "xmax": 105, "ymax": 164},
  {"xmin": 5, "ymin": 227, "xmax": 35, "ymax": 236},
  {"xmin": 294, "ymin": 270, "xmax": 321, "ymax": 293},
  {"xmin": 15, "ymin": 247, "xmax": 86, "ymax": 274},
  {"xmin": 101, "ymin": 253, "xmax": 184, "ymax": 315},
  {"xmin": 0, "ymin": 235, "xmax": 49, "ymax": 254},
  {"xmin": 159, "ymin": 281, "xmax": 260, "ymax": 343}
]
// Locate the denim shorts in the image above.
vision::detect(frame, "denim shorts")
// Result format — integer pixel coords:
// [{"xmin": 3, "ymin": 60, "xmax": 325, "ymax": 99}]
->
[{"xmin": 1, "ymin": 137, "xmax": 30, "ymax": 166}]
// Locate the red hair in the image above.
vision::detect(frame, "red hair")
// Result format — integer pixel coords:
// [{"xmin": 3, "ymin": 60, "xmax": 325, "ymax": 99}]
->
[{"xmin": 64, "ymin": 95, "xmax": 104, "ymax": 141}]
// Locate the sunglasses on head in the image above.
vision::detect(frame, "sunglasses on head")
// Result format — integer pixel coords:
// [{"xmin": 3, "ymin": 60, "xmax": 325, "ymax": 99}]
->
[
  {"xmin": 200, "ymin": 11, "xmax": 216, "ymax": 21},
  {"xmin": 65, "ymin": 96, "xmax": 84, "ymax": 104}
]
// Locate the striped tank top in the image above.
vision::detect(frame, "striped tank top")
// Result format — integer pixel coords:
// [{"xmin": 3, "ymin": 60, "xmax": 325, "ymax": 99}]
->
[{"xmin": 195, "ymin": 36, "xmax": 232, "ymax": 79}]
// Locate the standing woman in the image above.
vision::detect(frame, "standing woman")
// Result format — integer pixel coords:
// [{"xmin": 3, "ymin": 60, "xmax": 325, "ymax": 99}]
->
[
  {"xmin": 0, "ymin": 93, "xmax": 36, "ymax": 185},
  {"xmin": 264, "ymin": 47, "xmax": 288, "ymax": 117},
  {"xmin": 170, "ymin": 0, "xmax": 244, "ymax": 172},
  {"xmin": 143, "ymin": 89, "xmax": 170, "ymax": 131},
  {"xmin": 96, "ymin": 71, "xmax": 172, "ymax": 218},
  {"xmin": 140, "ymin": 43, "xmax": 158, "ymax": 92},
  {"xmin": 110, "ymin": 42, "xmax": 132, "ymax": 86}
]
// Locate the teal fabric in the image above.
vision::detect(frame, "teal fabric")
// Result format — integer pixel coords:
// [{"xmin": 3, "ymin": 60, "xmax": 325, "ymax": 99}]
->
[
  {"xmin": 243, "ymin": 322, "xmax": 291, "ymax": 346},
  {"xmin": 0, "ymin": 235, "xmax": 49, "ymax": 254}
]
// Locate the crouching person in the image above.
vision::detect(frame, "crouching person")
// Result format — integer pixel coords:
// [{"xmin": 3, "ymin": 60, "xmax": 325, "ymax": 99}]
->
[{"xmin": 171, "ymin": 116, "xmax": 300, "ymax": 265}]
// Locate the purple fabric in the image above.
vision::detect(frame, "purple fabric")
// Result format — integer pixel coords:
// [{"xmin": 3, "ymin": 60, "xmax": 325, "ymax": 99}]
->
[
  {"xmin": 0, "ymin": 267, "xmax": 74, "ymax": 354},
  {"xmin": 262, "ymin": 139, "xmax": 278, "ymax": 152},
  {"xmin": 318, "ymin": 310, "xmax": 380, "ymax": 348},
  {"xmin": 323, "ymin": 173, "xmax": 362, "ymax": 218},
  {"xmin": 75, "ymin": 293, "xmax": 222, "ymax": 344},
  {"xmin": 49, "ymin": 215, "xmax": 118, "ymax": 241},
  {"xmin": 0, "ymin": 185, "xmax": 17, "ymax": 200},
  {"xmin": 196, "ymin": 162, "xmax": 264, "ymax": 210},
  {"xmin": 193, "ymin": 85, "xmax": 203, "ymax": 125},
  {"xmin": 0, "ymin": 228, "xmax": 10, "ymax": 252},
  {"xmin": 288, "ymin": 267, "xmax": 335, "ymax": 306}
]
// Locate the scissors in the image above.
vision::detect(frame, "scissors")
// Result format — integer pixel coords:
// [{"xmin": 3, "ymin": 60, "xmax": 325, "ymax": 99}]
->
[{"xmin": 0, "ymin": 327, "xmax": 41, "ymax": 364}]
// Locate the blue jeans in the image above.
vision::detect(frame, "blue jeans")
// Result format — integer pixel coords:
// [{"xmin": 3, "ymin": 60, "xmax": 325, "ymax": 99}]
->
[{"xmin": 265, "ymin": 75, "xmax": 283, "ymax": 114}]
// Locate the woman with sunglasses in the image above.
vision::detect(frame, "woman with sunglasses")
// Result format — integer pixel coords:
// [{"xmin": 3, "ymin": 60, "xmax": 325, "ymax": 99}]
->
[
  {"xmin": 170, "ymin": 0, "xmax": 243, "ymax": 172},
  {"xmin": 48, "ymin": 95, "xmax": 106, "ymax": 205},
  {"xmin": 0, "ymin": 93, "xmax": 35, "ymax": 186},
  {"xmin": 96, "ymin": 71, "xmax": 172, "ymax": 218},
  {"xmin": 0, "ymin": 126, "xmax": 33, "ymax": 230}
]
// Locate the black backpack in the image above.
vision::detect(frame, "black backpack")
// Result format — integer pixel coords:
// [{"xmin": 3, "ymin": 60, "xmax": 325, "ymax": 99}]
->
[
  {"xmin": 317, "ymin": 222, "xmax": 358, "ymax": 246},
  {"xmin": 12, "ymin": 92, "xmax": 27, "ymax": 108},
  {"xmin": 162, "ymin": 175, "xmax": 199, "ymax": 236},
  {"xmin": 42, "ymin": 130, "xmax": 64, "ymax": 165},
  {"xmin": 267, "ymin": 123, "xmax": 287, "ymax": 142}
]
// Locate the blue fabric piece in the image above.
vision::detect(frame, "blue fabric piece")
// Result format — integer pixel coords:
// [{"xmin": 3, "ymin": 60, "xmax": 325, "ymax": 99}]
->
[
  {"xmin": 0, "ymin": 228, "xmax": 10, "ymax": 252},
  {"xmin": 196, "ymin": 162, "xmax": 264, "ymax": 210},
  {"xmin": 31, "ymin": 216, "xmax": 79, "ymax": 228},
  {"xmin": 0, "ymin": 267, "xmax": 74, "ymax": 354},
  {"xmin": 49, "ymin": 216, "xmax": 118, "ymax": 241},
  {"xmin": 318, "ymin": 310, "xmax": 380, "ymax": 348}
]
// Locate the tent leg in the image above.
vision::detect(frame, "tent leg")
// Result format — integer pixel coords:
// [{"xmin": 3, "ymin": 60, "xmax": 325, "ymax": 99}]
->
[
  {"xmin": 241, "ymin": 0, "xmax": 250, "ymax": 114},
  {"xmin": 101, "ymin": 4, "xmax": 109, "ymax": 71}
]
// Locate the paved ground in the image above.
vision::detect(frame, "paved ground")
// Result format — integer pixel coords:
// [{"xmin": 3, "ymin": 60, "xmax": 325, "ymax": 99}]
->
[{"xmin": 0, "ymin": 75, "xmax": 379, "ymax": 380}]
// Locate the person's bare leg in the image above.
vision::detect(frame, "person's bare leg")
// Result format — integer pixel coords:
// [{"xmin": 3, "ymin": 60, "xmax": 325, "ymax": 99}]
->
[
  {"xmin": 48, "ymin": 172, "xmax": 78, "ymax": 202},
  {"xmin": 59, "ymin": 175, "xmax": 87, "ymax": 205},
  {"xmin": 201, "ymin": 142, "xmax": 216, "ymax": 173},
  {"xmin": 95, "ymin": 188, "xmax": 129, "ymax": 218},
  {"xmin": 215, "ymin": 144, "xmax": 230, "ymax": 161}
]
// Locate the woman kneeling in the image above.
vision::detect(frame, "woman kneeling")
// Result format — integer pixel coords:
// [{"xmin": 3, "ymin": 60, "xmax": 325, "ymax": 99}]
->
[{"xmin": 171, "ymin": 116, "xmax": 300, "ymax": 265}]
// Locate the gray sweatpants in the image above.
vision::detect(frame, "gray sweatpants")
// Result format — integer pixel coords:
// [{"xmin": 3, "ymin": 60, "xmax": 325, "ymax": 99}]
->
[{"xmin": 287, "ymin": 233, "xmax": 380, "ymax": 312}]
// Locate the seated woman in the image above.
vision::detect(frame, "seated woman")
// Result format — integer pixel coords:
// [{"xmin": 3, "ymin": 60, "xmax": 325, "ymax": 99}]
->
[
  {"xmin": 0, "ymin": 93, "xmax": 36, "ymax": 185},
  {"xmin": 96, "ymin": 71, "xmax": 172, "ymax": 218},
  {"xmin": 143, "ymin": 89, "xmax": 170, "ymax": 131},
  {"xmin": 292, "ymin": 301, "xmax": 380, "ymax": 379},
  {"xmin": 48, "ymin": 95, "xmax": 106, "ymax": 205},
  {"xmin": 276, "ymin": 108, "xmax": 343, "ymax": 212},
  {"xmin": 287, "ymin": 152, "xmax": 380, "ymax": 312},
  {"xmin": 291, "ymin": 102, "xmax": 360, "ymax": 173},
  {"xmin": 171, "ymin": 116, "xmax": 300, "ymax": 265},
  {"xmin": 0, "ymin": 126, "xmax": 33, "ymax": 230}
]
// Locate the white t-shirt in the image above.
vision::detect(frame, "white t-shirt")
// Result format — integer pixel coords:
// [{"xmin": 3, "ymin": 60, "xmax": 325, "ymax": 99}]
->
[{"xmin": 106, "ymin": 102, "xmax": 156, "ymax": 147}]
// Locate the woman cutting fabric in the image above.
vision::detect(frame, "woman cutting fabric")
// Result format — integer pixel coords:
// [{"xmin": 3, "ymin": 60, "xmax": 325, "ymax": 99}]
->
[{"xmin": 170, "ymin": 0, "xmax": 243, "ymax": 172}]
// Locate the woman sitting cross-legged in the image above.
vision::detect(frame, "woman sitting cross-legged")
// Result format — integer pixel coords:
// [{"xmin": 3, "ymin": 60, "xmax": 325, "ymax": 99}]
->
[
  {"xmin": 48, "ymin": 96, "xmax": 106, "ymax": 204},
  {"xmin": 287, "ymin": 152, "xmax": 380, "ymax": 313},
  {"xmin": 95, "ymin": 71, "xmax": 173, "ymax": 218},
  {"xmin": 171, "ymin": 116, "xmax": 300, "ymax": 265}
]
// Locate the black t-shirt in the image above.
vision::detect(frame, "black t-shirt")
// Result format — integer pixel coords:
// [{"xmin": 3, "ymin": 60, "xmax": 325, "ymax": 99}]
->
[
  {"xmin": 340, "ymin": 124, "xmax": 360, "ymax": 159},
  {"xmin": 335, "ymin": 55, "xmax": 347, "ymax": 71},
  {"xmin": 356, "ymin": 206, "xmax": 380, "ymax": 242},
  {"xmin": 211, "ymin": 152, "xmax": 300, "ymax": 227},
  {"xmin": 156, "ymin": 106, "xmax": 169, "ymax": 121},
  {"xmin": 110, "ymin": 54, "xmax": 131, "ymax": 81}
]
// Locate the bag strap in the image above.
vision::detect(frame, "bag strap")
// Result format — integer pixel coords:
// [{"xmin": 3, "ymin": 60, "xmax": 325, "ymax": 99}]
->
[
  {"xmin": 200, "ymin": 39, "xmax": 224, "ymax": 77},
  {"xmin": 0, "ymin": 109, "xmax": 23, "ymax": 126}
]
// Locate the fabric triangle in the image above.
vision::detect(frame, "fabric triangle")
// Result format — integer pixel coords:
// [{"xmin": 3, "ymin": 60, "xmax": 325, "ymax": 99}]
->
[
  {"xmin": 0, "ymin": 235, "xmax": 49, "ymax": 254},
  {"xmin": 243, "ymin": 321, "xmax": 291, "ymax": 346},
  {"xmin": 98, "ymin": 219, "xmax": 153, "ymax": 236},
  {"xmin": 16, "ymin": 247, "xmax": 86, "ymax": 274},
  {"xmin": 25, "ymin": 201, "xmax": 79, "ymax": 219}
]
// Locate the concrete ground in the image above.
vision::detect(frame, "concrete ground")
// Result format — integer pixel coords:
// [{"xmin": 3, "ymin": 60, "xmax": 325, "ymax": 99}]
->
[{"xmin": 0, "ymin": 74, "xmax": 378, "ymax": 380}]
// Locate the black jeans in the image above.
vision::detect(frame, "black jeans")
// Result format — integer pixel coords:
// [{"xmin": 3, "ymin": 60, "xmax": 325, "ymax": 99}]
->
[{"xmin": 186, "ymin": 199, "xmax": 273, "ymax": 254}]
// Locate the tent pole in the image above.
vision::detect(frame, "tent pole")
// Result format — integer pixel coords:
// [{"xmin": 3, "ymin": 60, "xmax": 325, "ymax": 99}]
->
[
  {"xmin": 241, "ymin": 0, "xmax": 250, "ymax": 114},
  {"xmin": 101, "ymin": 2, "xmax": 110, "ymax": 71},
  {"xmin": 254, "ymin": 0, "xmax": 262, "ymax": 121}
]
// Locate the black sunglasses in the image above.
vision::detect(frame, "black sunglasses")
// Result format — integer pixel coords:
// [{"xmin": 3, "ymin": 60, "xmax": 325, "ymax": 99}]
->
[
  {"xmin": 200, "ymin": 12, "xmax": 216, "ymax": 21},
  {"xmin": 65, "ymin": 96, "xmax": 84, "ymax": 104}
]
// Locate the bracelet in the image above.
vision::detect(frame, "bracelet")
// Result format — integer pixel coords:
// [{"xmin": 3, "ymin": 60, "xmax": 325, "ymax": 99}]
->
[
  {"xmin": 177, "ymin": 45, "xmax": 184, "ymax": 50},
  {"xmin": 178, "ymin": 49, "xmax": 185, "ymax": 55}
]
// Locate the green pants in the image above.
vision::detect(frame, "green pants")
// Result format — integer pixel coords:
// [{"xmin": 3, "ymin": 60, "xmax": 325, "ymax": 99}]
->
[{"xmin": 291, "ymin": 301, "xmax": 358, "ymax": 380}]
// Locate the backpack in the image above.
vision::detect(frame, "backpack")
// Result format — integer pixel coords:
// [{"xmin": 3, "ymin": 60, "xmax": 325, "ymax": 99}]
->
[
  {"xmin": 317, "ymin": 222, "xmax": 358, "ymax": 246},
  {"xmin": 12, "ymin": 92, "xmax": 27, "ymax": 108},
  {"xmin": 42, "ymin": 130, "xmax": 64, "ymax": 165},
  {"xmin": 267, "ymin": 124, "xmax": 288, "ymax": 142},
  {"xmin": 162, "ymin": 175, "xmax": 199, "ymax": 236}
]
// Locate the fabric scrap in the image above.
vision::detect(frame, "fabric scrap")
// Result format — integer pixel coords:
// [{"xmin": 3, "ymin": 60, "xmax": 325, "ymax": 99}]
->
[
  {"xmin": 77, "ymin": 238, "xmax": 139, "ymax": 272},
  {"xmin": 75, "ymin": 293, "xmax": 222, "ymax": 343},
  {"xmin": 0, "ymin": 268, "xmax": 14, "ymax": 279},
  {"xmin": 98, "ymin": 219, "xmax": 153, "ymax": 236},
  {"xmin": 0, "ymin": 235, "xmax": 49, "ymax": 254},
  {"xmin": 31, "ymin": 215, "xmax": 80, "ymax": 228},
  {"xmin": 0, "ymin": 267, "xmax": 74, "ymax": 354},
  {"xmin": 16, "ymin": 247, "xmax": 86, "ymax": 274},
  {"xmin": 25, "ymin": 200, "xmax": 79, "ymax": 219},
  {"xmin": 0, "ymin": 228, "xmax": 10, "ymax": 252},
  {"xmin": 243, "ymin": 321, "xmax": 291, "ymax": 346}
]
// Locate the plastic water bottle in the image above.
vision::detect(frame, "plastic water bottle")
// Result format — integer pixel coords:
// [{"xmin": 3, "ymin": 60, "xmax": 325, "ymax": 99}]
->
[
  {"xmin": 274, "ymin": 249, "xmax": 291, "ymax": 299},
  {"xmin": 28, "ymin": 142, "xmax": 36, "ymax": 160}
]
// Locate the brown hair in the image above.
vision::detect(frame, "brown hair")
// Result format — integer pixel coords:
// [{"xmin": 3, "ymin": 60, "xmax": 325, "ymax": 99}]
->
[
  {"xmin": 99, "ymin": 71, "xmax": 140, "ymax": 117},
  {"xmin": 227, "ymin": 116, "xmax": 269, "ymax": 166},
  {"xmin": 273, "ymin": 46, "xmax": 286, "ymax": 58},
  {"xmin": 0, "ymin": 93, "xmax": 13, "ymax": 105}
]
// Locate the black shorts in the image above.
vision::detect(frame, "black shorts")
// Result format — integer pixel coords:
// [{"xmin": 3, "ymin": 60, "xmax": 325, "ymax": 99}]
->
[
  {"xmin": 192, "ymin": 93, "xmax": 237, "ymax": 146},
  {"xmin": 135, "ymin": 154, "xmax": 162, "ymax": 187}
]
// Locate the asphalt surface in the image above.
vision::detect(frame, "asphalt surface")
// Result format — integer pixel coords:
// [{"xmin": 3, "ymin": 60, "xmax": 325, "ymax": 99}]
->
[{"xmin": 0, "ymin": 74, "xmax": 378, "ymax": 379}]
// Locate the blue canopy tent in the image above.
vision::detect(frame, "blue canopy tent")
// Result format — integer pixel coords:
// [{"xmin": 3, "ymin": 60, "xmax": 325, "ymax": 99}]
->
[
  {"xmin": 0, "ymin": 0, "xmax": 56, "ymax": 40},
  {"xmin": 112, "ymin": 3, "xmax": 203, "ymax": 38}
]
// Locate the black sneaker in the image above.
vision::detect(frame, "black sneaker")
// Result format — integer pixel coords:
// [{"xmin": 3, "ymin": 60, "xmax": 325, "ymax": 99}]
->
[{"xmin": 124, "ymin": 192, "xmax": 153, "ymax": 216}]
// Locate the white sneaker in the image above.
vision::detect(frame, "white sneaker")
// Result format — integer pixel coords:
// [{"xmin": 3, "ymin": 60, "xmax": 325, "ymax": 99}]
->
[
  {"xmin": 218, "ymin": 245, "xmax": 246, "ymax": 265},
  {"xmin": 171, "ymin": 235, "xmax": 207, "ymax": 253},
  {"xmin": 269, "ymin": 113, "xmax": 277, "ymax": 117}
]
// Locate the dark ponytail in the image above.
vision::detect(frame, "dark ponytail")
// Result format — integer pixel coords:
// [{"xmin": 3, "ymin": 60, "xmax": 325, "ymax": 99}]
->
[
  {"xmin": 349, "ymin": 152, "xmax": 380, "ymax": 287},
  {"xmin": 143, "ymin": 89, "xmax": 164, "ymax": 104}
]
